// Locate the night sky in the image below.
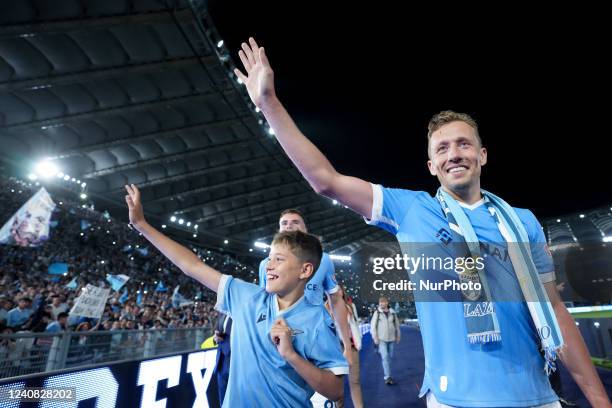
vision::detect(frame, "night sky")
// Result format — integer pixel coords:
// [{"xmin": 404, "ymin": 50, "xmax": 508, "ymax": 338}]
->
[{"xmin": 207, "ymin": 2, "xmax": 611, "ymax": 219}]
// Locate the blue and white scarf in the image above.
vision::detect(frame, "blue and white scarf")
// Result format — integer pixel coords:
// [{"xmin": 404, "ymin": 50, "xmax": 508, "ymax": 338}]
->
[{"xmin": 436, "ymin": 188, "xmax": 563, "ymax": 372}]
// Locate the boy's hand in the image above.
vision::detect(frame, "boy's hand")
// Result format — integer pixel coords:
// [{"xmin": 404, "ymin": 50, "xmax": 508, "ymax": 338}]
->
[
  {"xmin": 125, "ymin": 184, "xmax": 147, "ymax": 231},
  {"xmin": 270, "ymin": 318, "xmax": 296, "ymax": 360}
]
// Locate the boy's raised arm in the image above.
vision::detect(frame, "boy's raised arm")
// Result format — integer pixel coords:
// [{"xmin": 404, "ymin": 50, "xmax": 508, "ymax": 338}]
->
[{"xmin": 124, "ymin": 184, "xmax": 222, "ymax": 292}]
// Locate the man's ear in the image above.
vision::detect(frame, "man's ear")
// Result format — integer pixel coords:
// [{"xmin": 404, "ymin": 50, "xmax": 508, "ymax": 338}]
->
[
  {"xmin": 299, "ymin": 263, "xmax": 314, "ymax": 280},
  {"xmin": 427, "ymin": 159, "xmax": 437, "ymax": 176},
  {"xmin": 480, "ymin": 147, "xmax": 487, "ymax": 166}
]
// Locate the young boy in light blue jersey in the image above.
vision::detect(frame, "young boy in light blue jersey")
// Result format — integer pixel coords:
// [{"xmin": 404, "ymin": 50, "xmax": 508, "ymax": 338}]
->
[
  {"xmin": 258, "ymin": 208, "xmax": 353, "ymax": 365},
  {"xmin": 258, "ymin": 210, "xmax": 340, "ymax": 307},
  {"xmin": 125, "ymin": 184, "xmax": 347, "ymax": 407}
]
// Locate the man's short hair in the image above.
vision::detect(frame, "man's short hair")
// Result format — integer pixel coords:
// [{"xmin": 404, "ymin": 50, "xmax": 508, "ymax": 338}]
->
[
  {"xmin": 271, "ymin": 230, "xmax": 322, "ymax": 272},
  {"xmin": 427, "ymin": 110, "xmax": 481, "ymax": 155},
  {"xmin": 20, "ymin": 297, "xmax": 32, "ymax": 303},
  {"xmin": 279, "ymin": 208, "xmax": 306, "ymax": 223},
  {"xmin": 57, "ymin": 312, "xmax": 69, "ymax": 320}
]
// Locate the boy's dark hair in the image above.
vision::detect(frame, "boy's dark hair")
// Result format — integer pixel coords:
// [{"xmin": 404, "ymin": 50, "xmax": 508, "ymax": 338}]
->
[
  {"xmin": 57, "ymin": 312, "xmax": 69, "ymax": 320},
  {"xmin": 271, "ymin": 230, "xmax": 323, "ymax": 272}
]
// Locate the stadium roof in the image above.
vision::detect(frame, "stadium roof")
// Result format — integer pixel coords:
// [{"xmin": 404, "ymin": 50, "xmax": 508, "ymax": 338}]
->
[{"xmin": 0, "ymin": 0, "xmax": 391, "ymax": 255}]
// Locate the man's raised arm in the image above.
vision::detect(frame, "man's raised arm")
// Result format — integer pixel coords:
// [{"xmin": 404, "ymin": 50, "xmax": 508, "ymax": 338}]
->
[
  {"xmin": 234, "ymin": 37, "xmax": 373, "ymax": 219},
  {"xmin": 124, "ymin": 184, "xmax": 222, "ymax": 292}
]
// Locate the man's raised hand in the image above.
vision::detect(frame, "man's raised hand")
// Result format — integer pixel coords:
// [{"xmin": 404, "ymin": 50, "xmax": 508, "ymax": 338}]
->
[
  {"xmin": 234, "ymin": 37, "xmax": 276, "ymax": 109},
  {"xmin": 125, "ymin": 184, "xmax": 146, "ymax": 230}
]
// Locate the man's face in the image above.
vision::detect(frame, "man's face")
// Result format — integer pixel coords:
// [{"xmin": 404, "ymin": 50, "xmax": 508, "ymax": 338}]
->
[
  {"xmin": 265, "ymin": 243, "xmax": 312, "ymax": 295},
  {"xmin": 379, "ymin": 299, "xmax": 389, "ymax": 310},
  {"xmin": 427, "ymin": 121, "xmax": 487, "ymax": 194},
  {"xmin": 18, "ymin": 300, "xmax": 30, "ymax": 310},
  {"xmin": 279, "ymin": 213, "xmax": 307, "ymax": 233}
]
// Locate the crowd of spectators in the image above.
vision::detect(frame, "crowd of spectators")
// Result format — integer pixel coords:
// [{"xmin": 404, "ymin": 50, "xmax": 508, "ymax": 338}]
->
[{"xmin": 0, "ymin": 175, "xmax": 257, "ymax": 352}]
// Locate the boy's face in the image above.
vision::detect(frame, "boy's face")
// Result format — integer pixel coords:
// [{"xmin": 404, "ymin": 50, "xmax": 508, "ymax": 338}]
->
[
  {"xmin": 265, "ymin": 243, "xmax": 312, "ymax": 295},
  {"xmin": 427, "ymin": 121, "xmax": 487, "ymax": 194}
]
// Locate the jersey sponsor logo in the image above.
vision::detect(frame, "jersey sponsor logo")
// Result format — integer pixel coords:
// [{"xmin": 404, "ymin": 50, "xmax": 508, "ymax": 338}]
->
[{"xmin": 289, "ymin": 328, "xmax": 304, "ymax": 336}]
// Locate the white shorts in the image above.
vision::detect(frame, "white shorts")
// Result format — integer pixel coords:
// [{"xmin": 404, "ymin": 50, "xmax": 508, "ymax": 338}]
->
[{"xmin": 426, "ymin": 392, "xmax": 561, "ymax": 408}]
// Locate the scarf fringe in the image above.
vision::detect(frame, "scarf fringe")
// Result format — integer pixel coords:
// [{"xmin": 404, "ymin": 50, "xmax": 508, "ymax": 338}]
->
[
  {"xmin": 468, "ymin": 332, "xmax": 501, "ymax": 344},
  {"xmin": 544, "ymin": 347, "xmax": 559, "ymax": 375}
]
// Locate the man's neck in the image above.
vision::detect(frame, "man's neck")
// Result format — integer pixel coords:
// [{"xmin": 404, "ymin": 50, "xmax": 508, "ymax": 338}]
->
[
  {"xmin": 442, "ymin": 185, "xmax": 482, "ymax": 205},
  {"xmin": 276, "ymin": 286, "xmax": 304, "ymax": 311}
]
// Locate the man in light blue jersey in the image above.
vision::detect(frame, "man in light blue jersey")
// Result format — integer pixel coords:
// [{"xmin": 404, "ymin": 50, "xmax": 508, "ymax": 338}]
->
[
  {"xmin": 234, "ymin": 37, "xmax": 610, "ymax": 407},
  {"xmin": 6, "ymin": 297, "xmax": 33, "ymax": 329},
  {"xmin": 124, "ymin": 184, "xmax": 347, "ymax": 407},
  {"xmin": 259, "ymin": 209, "xmax": 353, "ymax": 364}
]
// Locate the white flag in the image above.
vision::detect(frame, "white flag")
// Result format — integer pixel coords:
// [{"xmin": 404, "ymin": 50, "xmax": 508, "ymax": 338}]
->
[{"xmin": 0, "ymin": 188, "xmax": 56, "ymax": 247}]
